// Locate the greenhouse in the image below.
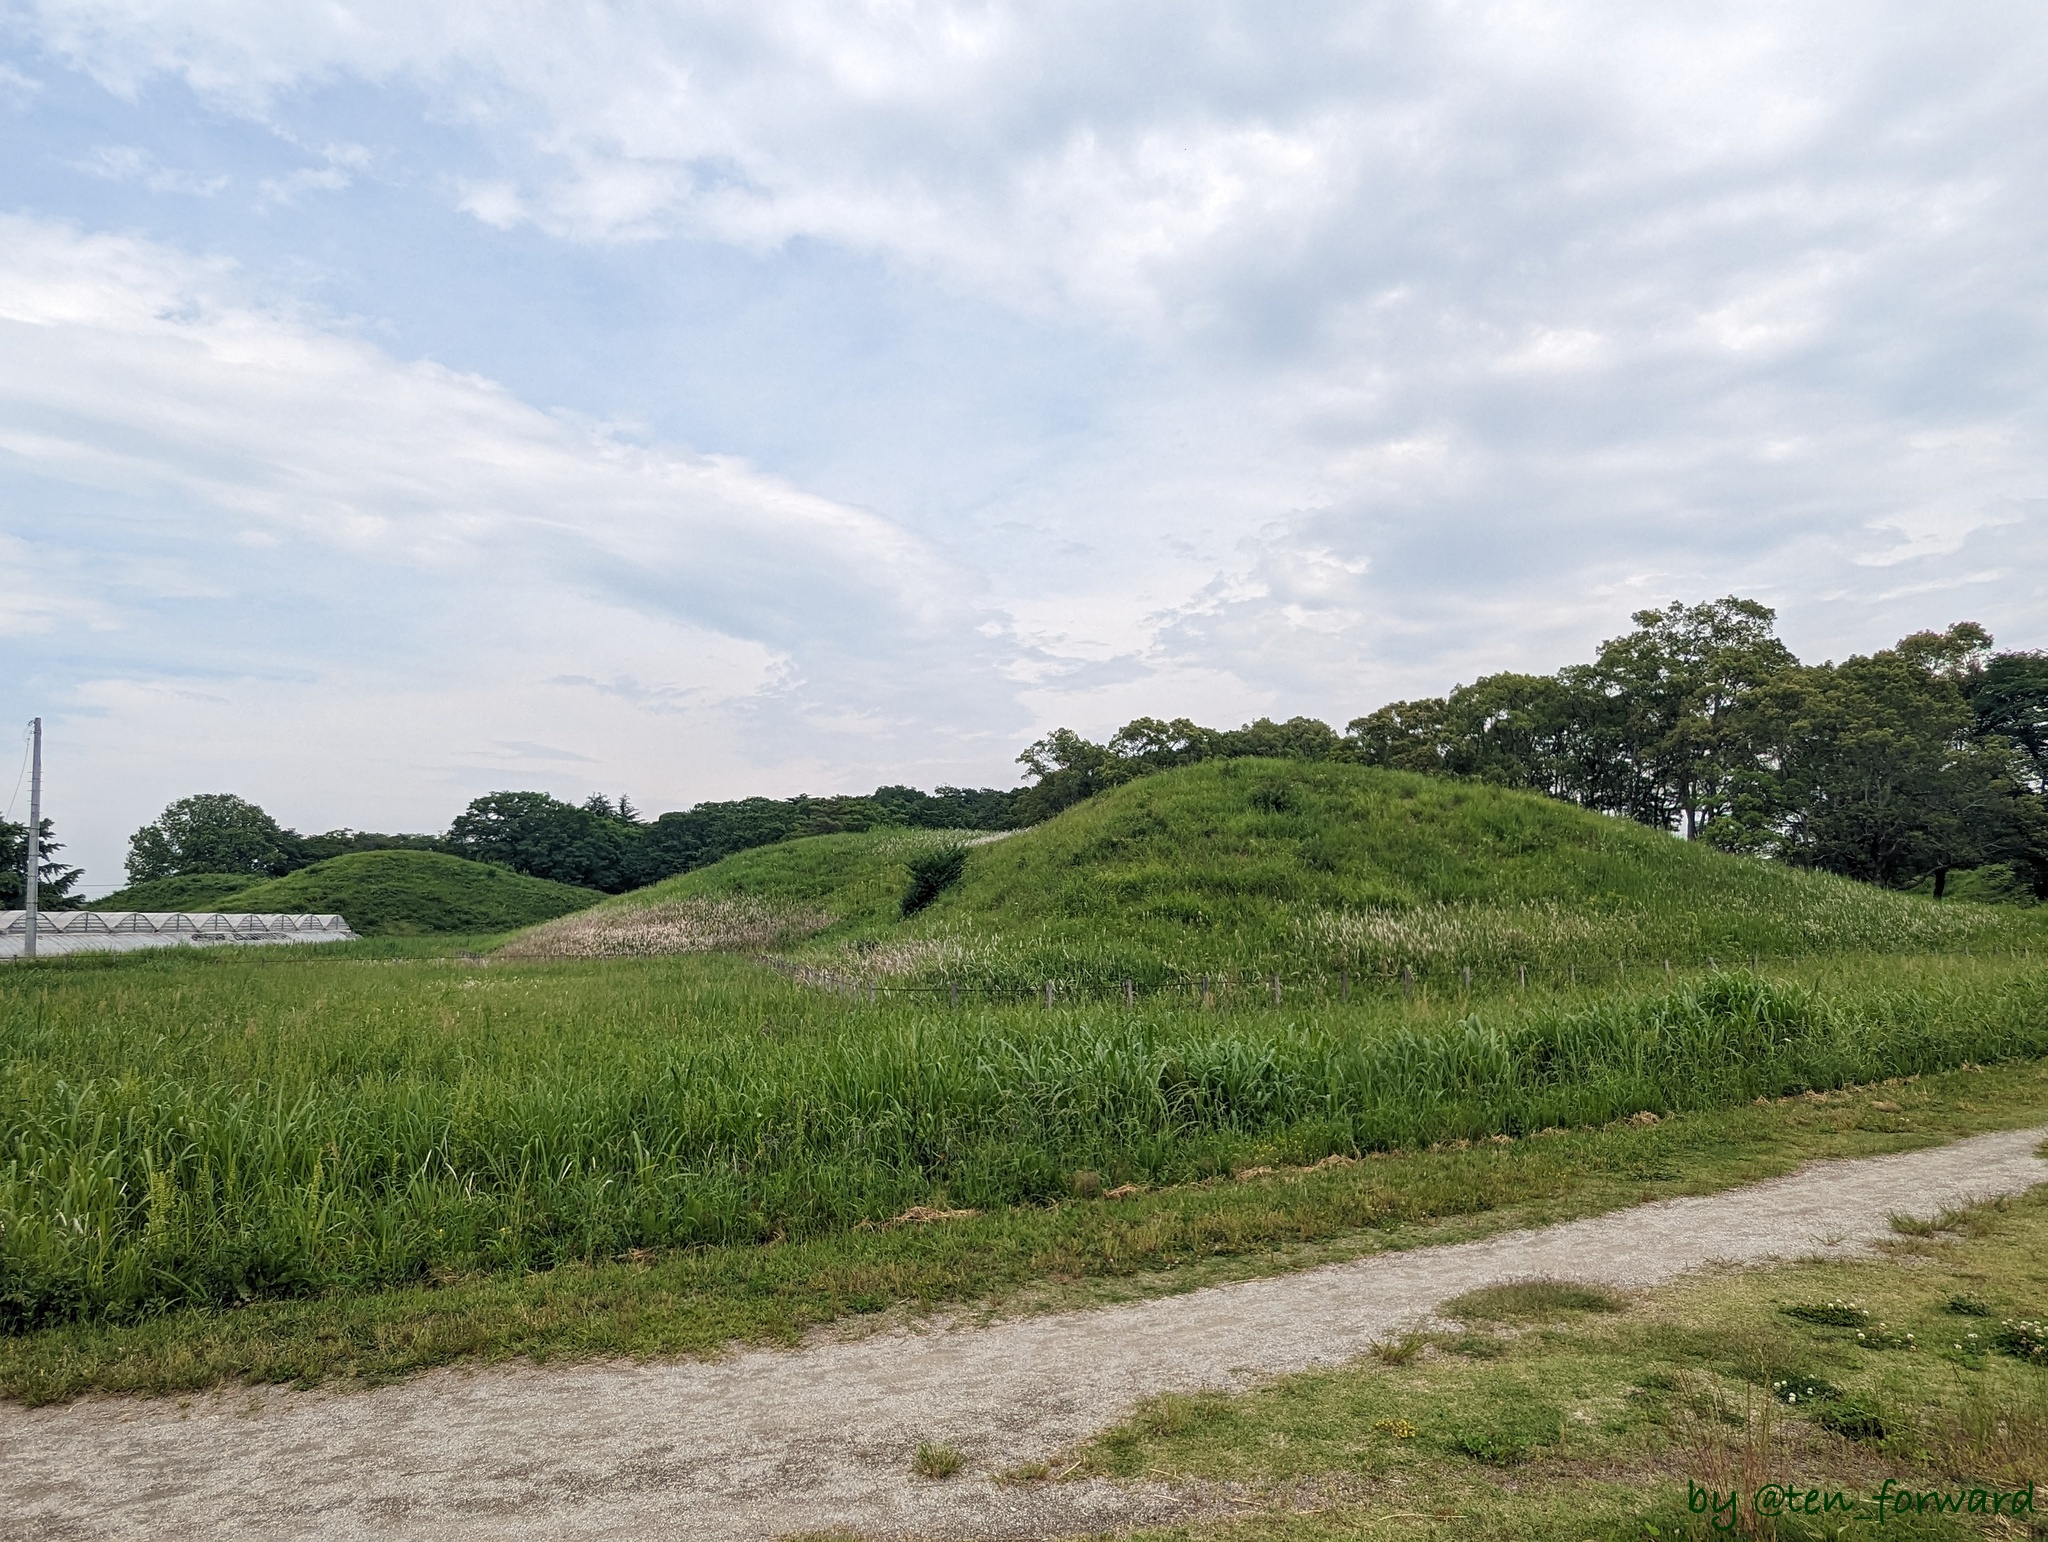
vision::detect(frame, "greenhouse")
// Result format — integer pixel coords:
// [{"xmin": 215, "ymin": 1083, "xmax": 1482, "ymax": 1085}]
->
[{"xmin": 0, "ymin": 911, "xmax": 357, "ymax": 959}]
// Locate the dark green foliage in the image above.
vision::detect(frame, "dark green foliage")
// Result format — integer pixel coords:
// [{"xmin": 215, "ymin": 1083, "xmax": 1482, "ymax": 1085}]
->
[
  {"xmin": 444, "ymin": 791, "xmax": 642, "ymax": 892},
  {"xmin": 123, "ymin": 794, "xmax": 440, "ymax": 888},
  {"xmin": 900, "ymin": 845, "xmax": 968, "ymax": 916},
  {"xmin": 1946, "ymin": 1295, "xmax": 1993, "ymax": 1317},
  {"xmin": 1970, "ymin": 650, "xmax": 2048, "ymax": 790},
  {"xmin": 1782, "ymin": 1301, "xmax": 1871, "ymax": 1327},
  {"xmin": 7, "ymin": 949, "xmax": 2048, "ymax": 1329},
  {"xmin": 125, "ymin": 794, "xmax": 306, "ymax": 883},
  {"xmin": 218, "ymin": 851, "xmax": 598, "ymax": 935},
  {"xmin": 0, "ymin": 817, "xmax": 83, "ymax": 910},
  {"xmin": 1817, "ymin": 1396, "xmax": 1888, "ymax": 1441},
  {"xmin": 1343, "ymin": 600, "xmax": 2048, "ymax": 899}
]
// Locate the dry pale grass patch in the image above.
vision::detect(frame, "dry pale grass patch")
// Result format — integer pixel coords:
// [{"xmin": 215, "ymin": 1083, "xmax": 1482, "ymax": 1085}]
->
[{"xmin": 499, "ymin": 896, "xmax": 833, "ymax": 960}]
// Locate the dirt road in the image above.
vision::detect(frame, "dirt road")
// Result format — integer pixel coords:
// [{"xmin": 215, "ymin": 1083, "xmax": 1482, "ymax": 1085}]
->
[{"xmin": 7, "ymin": 1126, "xmax": 2045, "ymax": 1541}]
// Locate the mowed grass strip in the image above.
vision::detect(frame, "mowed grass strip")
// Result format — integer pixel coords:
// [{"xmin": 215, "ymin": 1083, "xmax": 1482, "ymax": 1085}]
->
[
  {"xmin": 4, "ymin": 1056, "xmax": 2046, "ymax": 1404},
  {"xmin": 1068, "ymin": 1182, "xmax": 2048, "ymax": 1542},
  {"xmin": 7, "ymin": 947, "xmax": 2048, "ymax": 1336}
]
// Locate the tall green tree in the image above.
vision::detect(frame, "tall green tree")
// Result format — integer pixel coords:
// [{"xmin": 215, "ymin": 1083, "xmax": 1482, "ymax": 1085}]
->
[
  {"xmin": 126, "ymin": 794, "xmax": 307, "ymax": 884},
  {"xmin": 1573, "ymin": 597, "xmax": 1798, "ymax": 838},
  {"xmin": 443, "ymin": 791, "xmax": 640, "ymax": 893},
  {"xmin": 1, "ymin": 817, "xmax": 85, "ymax": 910},
  {"xmin": 1728, "ymin": 624, "xmax": 2034, "ymax": 893}
]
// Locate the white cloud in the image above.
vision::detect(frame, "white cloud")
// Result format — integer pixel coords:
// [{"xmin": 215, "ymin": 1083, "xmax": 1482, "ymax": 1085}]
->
[
  {"xmin": 4, "ymin": 2, "xmax": 2047, "ymax": 879},
  {"xmin": 0, "ymin": 214, "xmax": 1024, "ymax": 881}
]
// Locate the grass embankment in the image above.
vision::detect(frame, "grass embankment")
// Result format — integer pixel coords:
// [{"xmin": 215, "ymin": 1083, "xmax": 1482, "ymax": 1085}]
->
[
  {"xmin": 558, "ymin": 760, "xmax": 2044, "ymax": 990},
  {"xmin": 6, "ymin": 944, "xmax": 2048, "ymax": 1348},
  {"xmin": 4, "ymin": 1052, "xmax": 2045, "ymax": 1405},
  {"xmin": 90, "ymin": 851, "xmax": 599, "ymax": 936},
  {"xmin": 1072, "ymin": 1187, "xmax": 2048, "ymax": 1542}
]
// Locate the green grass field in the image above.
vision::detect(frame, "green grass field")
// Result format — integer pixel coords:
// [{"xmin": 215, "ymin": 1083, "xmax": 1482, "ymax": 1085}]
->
[
  {"xmin": 6, "ymin": 759, "xmax": 2048, "ymax": 1452},
  {"xmin": 91, "ymin": 850, "xmax": 599, "ymax": 935},
  {"xmin": 545, "ymin": 761, "xmax": 2043, "ymax": 992}
]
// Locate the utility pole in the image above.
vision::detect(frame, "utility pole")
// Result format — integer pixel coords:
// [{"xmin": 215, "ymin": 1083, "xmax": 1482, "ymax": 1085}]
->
[{"xmin": 23, "ymin": 718, "xmax": 40, "ymax": 959}]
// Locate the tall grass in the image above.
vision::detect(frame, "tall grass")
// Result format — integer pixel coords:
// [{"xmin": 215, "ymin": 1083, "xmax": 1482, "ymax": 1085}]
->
[{"xmin": 5, "ymin": 948, "xmax": 2047, "ymax": 1330}]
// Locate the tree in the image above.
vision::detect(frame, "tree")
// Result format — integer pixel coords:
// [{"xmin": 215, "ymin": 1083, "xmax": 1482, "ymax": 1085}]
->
[
  {"xmin": 1012, "ymin": 728, "xmax": 1136, "ymax": 824},
  {"xmin": 126, "ymin": 795, "xmax": 307, "ymax": 883},
  {"xmin": 443, "ymin": 791, "xmax": 641, "ymax": 892},
  {"xmin": 1574, "ymin": 597, "xmax": 1798, "ymax": 839},
  {"xmin": 1730, "ymin": 626, "xmax": 2032, "ymax": 892},
  {"xmin": 1968, "ymin": 651, "xmax": 2048, "ymax": 791},
  {"xmin": 1, "ymin": 817, "xmax": 85, "ymax": 910}
]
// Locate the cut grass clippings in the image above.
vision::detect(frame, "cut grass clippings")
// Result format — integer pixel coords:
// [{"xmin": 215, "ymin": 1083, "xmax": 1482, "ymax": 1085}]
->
[{"xmin": 3, "ymin": 1057, "xmax": 2045, "ymax": 1405}]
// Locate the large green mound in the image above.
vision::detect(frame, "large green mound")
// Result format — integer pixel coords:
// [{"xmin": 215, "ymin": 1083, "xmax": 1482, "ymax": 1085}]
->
[
  {"xmin": 213, "ymin": 851, "xmax": 599, "ymax": 936},
  {"xmin": 91, "ymin": 874, "xmax": 267, "ymax": 912},
  {"xmin": 536, "ymin": 761, "xmax": 2040, "ymax": 985}
]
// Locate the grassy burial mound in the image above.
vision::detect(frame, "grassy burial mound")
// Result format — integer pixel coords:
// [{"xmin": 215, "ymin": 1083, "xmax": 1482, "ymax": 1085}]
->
[
  {"xmin": 169, "ymin": 850, "xmax": 601, "ymax": 936},
  {"xmin": 514, "ymin": 760, "xmax": 2042, "ymax": 990}
]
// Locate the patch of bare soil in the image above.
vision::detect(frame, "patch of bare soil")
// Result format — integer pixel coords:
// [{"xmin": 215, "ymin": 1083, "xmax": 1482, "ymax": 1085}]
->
[{"xmin": 5, "ymin": 1127, "xmax": 2043, "ymax": 1542}]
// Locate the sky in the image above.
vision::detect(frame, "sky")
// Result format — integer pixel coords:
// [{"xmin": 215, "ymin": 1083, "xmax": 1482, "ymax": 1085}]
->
[{"xmin": 2, "ymin": 2, "xmax": 2044, "ymax": 892}]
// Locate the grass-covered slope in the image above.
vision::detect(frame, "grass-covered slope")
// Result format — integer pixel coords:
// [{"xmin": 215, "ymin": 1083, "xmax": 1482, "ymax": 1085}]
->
[
  {"xmin": 89, "ymin": 874, "xmax": 268, "ymax": 912},
  {"xmin": 540, "ymin": 760, "xmax": 2042, "ymax": 985},
  {"xmin": 221, "ymin": 851, "xmax": 599, "ymax": 936}
]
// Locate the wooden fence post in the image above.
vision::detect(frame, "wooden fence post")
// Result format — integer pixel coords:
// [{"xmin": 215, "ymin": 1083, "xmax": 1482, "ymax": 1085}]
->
[
  {"xmin": 1125, "ymin": 978, "xmax": 1134, "ymax": 1006},
  {"xmin": 1044, "ymin": 980, "xmax": 1054, "ymax": 1009},
  {"xmin": 1271, "ymin": 974, "xmax": 1282, "ymax": 1006}
]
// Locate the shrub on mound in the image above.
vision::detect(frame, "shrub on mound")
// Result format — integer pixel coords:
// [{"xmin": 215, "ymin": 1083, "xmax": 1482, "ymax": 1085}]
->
[{"xmin": 223, "ymin": 851, "xmax": 598, "ymax": 935}]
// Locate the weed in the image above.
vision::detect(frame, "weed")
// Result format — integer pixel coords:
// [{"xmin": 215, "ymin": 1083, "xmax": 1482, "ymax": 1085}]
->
[
  {"xmin": 1372, "ymin": 1417, "xmax": 1418, "ymax": 1438},
  {"xmin": 912, "ymin": 1441, "xmax": 964, "ymax": 1479},
  {"xmin": 900, "ymin": 847, "xmax": 968, "ymax": 918},
  {"xmin": 1946, "ymin": 1294, "xmax": 1993, "ymax": 1317},
  {"xmin": 1443, "ymin": 1402, "xmax": 1563, "ymax": 1464},
  {"xmin": 1444, "ymin": 1280, "xmax": 1625, "ymax": 1323},
  {"xmin": 1780, "ymin": 1300, "xmax": 1869, "ymax": 1328},
  {"xmin": 1817, "ymin": 1395, "xmax": 1888, "ymax": 1441},
  {"xmin": 1990, "ymin": 1319, "xmax": 2048, "ymax": 1363},
  {"xmin": 1769, "ymin": 1374, "xmax": 1842, "ymax": 1405},
  {"xmin": 1372, "ymin": 1334, "xmax": 1428, "ymax": 1366}
]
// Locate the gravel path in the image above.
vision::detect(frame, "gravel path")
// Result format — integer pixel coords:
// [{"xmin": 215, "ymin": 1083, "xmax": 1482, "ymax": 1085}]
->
[{"xmin": 8, "ymin": 1126, "xmax": 2045, "ymax": 1542}]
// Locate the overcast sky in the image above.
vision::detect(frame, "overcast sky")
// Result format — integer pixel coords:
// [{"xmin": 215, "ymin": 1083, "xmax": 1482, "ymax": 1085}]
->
[{"xmin": 3, "ymin": 1, "xmax": 2044, "ymax": 891}]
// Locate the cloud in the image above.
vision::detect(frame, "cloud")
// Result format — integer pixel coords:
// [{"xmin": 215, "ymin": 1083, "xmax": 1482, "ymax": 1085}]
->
[
  {"xmin": 4, "ymin": 2, "xmax": 2047, "ymax": 881},
  {"xmin": 0, "ymin": 213, "xmax": 1027, "ymax": 880}
]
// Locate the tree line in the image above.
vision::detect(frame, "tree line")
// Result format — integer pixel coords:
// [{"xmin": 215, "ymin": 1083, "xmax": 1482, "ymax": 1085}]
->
[
  {"xmin": 107, "ymin": 784, "xmax": 1021, "ymax": 896},
  {"xmin": 1016, "ymin": 599, "xmax": 2048, "ymax": 900},
  {"xmin": 15, "ymin": 596, "xmax": 2039, "ymax": 907}
]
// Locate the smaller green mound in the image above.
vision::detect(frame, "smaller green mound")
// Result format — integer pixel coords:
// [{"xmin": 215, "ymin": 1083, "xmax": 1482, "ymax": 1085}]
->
[
  {"xmin": 498, "ymin": 828, "xmax": 982, "ymax": 959},
  {"xmin": 224, "ymin": 851, "xmax": 600, "ymax": 936},
  {"xmin": 92, "ymin": 874, "xmax": 264, "ymax": 911}
]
